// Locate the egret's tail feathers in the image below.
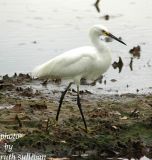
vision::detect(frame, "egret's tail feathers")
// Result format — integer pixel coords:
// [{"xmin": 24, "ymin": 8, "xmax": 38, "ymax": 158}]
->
[
  {"xmin": 32, "ymin": 66, "xmax": 42, "ymax": 78},
  {"xmin": 32, "ymin": 63, "xmax": 49, "ymax": 78}
]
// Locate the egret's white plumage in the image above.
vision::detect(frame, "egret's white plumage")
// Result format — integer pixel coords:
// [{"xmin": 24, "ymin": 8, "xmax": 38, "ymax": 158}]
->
[
  {"xmin": 32, "ymin": 25, "xmax": 126, "ymax": 131},
  {"xmin": 32, "ymin": 25, "xmax": 112, "ymax": 85}
]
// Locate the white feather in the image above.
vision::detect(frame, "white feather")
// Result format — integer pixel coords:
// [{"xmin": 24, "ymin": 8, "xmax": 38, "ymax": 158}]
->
[{"xmin": 32, "ymin": 25, "xmax": 112, "ymax": 85}]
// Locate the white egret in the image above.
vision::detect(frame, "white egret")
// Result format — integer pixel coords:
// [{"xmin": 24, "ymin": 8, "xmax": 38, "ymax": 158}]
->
[{"xmin": 32, "ymin": 25, "xmax": 126, "ymax": 132}]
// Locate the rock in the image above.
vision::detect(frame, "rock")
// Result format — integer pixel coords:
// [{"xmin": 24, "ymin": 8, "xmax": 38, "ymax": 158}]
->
[
  {"xmin": 129, "ymin": 45, "xmax": 141, "ymax": 58},
  {"xmin": 112, "ymin": 57, "xmax": 123, "ymax": 73},
  {"xmin": 0, "ymin": 83, "xmax": 15, "ymax": 90},
  {"xmin": 30, "ymin": 104, "xmax": 47, "ymax": 110},
  {"xmin": 104, "ymin": 14, "xmax": 110, "ymax": 20},
  {"xmin": 110, "ymin": 79, "xmax": 117, "ymax": 82},
  {"xmin": 94, "ymin": 0, "xmax": 101, "ymax": 12}
]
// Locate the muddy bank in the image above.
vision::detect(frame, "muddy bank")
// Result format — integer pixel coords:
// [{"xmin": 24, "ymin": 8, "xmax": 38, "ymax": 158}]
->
[{"xmin": 0, "ymin": 74, "xmax": 152, "ymax": 159}]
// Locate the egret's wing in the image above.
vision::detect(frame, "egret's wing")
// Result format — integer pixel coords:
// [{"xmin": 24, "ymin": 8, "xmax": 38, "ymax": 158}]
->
[
  {"xmin": 32, "ymin": 46, "xmax": 97, "ymax": 78},
  {"xmin": 50, "ymin": 53, "xmax": 96, "ymax": 78}
]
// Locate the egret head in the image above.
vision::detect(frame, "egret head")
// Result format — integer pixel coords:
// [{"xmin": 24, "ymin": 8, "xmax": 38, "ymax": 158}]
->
[{"xmin": 90, "ymin": 25, "xmax": 126, "ymax": 45}]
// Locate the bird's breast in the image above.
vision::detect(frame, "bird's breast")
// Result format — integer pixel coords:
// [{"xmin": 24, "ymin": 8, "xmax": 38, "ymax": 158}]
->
[{"xmin": 84, "ymin": 52, "xmax": 111, "ymax": 81}]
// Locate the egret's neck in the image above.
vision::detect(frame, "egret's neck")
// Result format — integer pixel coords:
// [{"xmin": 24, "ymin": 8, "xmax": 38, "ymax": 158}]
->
[{"xmin": 89, "ymin": 30, "xmax": 107, "ymax": 52}]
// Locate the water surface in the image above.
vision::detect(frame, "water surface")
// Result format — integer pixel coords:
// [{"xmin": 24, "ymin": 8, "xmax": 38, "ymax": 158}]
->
[{"xmin": 0, "ymin": 0, "xmax": 152, "ymax": 94}]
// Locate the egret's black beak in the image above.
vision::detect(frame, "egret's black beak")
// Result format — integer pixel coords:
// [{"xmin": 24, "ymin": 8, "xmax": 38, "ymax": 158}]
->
[{"xmin": 105, "ymin": 31, "xmax": 127, "ymax": 45}]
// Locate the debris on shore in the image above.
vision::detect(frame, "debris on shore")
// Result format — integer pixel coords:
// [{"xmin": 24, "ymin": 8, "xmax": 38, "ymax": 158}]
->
[
  {"xmin": 129, "ymin": 57, "xmax": 134, "ymax": 71},
  {"xmin": 94, "ymin": 0, "xmax": 101, "ymax": 12},
  {"xmin": 0, "ymin": 73, "xmax": 152, "ymax": 159},
  {"xmin": 129, "ymin": 45, "xmax": 141, "ymax": 58},
  {"xmin": 112, "ymin": 57, "xmax": 124, "ymax": 73}
]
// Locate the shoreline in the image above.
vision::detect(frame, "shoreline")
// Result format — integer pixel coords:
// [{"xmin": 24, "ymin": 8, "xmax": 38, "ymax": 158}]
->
[{"xmin": 0, "ymin": 73, "xmax": 152, "ymax": 159}]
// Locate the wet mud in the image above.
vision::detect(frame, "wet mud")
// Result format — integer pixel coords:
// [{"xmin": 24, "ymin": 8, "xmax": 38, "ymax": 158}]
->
[{"xmin": 0, "ymin": 74, "xmax": 152, "ymax": 159}]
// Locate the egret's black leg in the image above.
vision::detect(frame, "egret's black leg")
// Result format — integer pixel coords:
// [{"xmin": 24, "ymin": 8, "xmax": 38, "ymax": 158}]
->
[
  {"xmin": 77, "ymin": 85, "xmax": 88, "ymax": 132},
  {"xmin": 56, "ymin": 82, "xmax": 72, "ymax": 121}
]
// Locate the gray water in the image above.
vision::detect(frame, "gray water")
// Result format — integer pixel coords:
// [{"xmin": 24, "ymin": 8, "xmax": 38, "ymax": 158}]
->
[{"xmin": 0, "ymin": 0, "xmax": 152, "ymax": 94}]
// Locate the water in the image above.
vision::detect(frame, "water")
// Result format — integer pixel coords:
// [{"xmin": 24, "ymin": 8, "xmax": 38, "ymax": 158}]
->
[{"xmin": 0, "ymin": 0, "xmax": 152, "ymax": 94}]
